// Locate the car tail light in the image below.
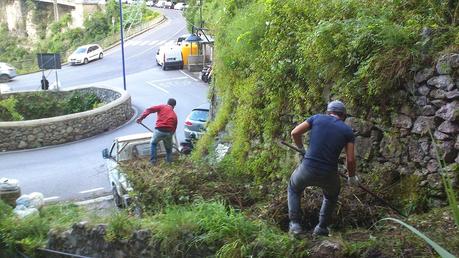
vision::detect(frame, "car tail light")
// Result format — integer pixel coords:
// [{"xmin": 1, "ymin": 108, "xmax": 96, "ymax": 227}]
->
[{"xmin": 185, "ymin": 121, "xmax": 192, "ymax": 126}]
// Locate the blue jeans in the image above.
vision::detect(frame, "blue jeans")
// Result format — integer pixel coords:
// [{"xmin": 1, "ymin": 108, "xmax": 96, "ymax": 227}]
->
[
  {"xmin": 150, "ymin": 129, "xmax": 173, "ymax": 163},
  {"xmin": 288, "ymin": 161, "xmax": 340, "ymax": 228}
]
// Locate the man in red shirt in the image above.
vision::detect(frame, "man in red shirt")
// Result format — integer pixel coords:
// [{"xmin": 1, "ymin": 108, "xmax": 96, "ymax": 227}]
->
[{"xmin": 136, "ymin": 98, "xmax": 178, "ymax": 164}]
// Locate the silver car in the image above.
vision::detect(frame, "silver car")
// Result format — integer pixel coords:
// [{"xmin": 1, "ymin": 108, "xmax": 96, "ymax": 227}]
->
[
  {"xmin": 0, "ymin": 62, "xmax": 17, "ymax": 83},
  {"xmin": 184, "ymin": 103, "xmax": 210, "ymax": 139}
]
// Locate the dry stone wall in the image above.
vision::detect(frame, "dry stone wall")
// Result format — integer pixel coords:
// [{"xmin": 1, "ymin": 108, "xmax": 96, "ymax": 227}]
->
[
  {"xmin": 0, "ymin": 86, "xmax": 133, "ymax": 151},
  {"xmin": 348, "ymin": 53, "xmax": 459, "ymax": 205},
  {"xmin": 45, "ymin": 221, "xmax": 213, "ymax": 258}
]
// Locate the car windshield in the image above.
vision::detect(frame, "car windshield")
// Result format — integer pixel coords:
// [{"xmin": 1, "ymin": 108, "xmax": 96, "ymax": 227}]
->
[
  {"xmin": 75, "ymin": 47, "xmax": 87, "ymax": 54},
  {"xmin": 189, "ymin": 110, "xmax": 208, "ymax": 122}
]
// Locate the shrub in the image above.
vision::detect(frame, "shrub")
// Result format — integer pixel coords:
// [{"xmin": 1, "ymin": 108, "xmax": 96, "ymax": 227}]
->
[{"xmin": 0, "ymin": 91, "xmax": 102, "ymax": 121}]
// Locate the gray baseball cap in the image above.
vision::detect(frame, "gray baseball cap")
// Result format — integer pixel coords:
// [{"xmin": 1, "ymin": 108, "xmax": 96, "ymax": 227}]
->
[{"xmin": 327, "ymin": 100, "xmax": 346, "ymax": 114}]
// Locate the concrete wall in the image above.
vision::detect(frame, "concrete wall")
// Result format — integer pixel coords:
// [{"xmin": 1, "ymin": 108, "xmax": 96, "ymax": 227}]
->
[
  {"xmin": 0, "ymin": 0, "xmax": 104, "ymax": 40},
  {"xmin": 0, "ymin": 86, "xmax": 133, "ymax": 151}
]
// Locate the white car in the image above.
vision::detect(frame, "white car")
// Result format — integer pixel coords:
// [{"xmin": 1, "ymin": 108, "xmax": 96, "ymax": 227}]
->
[
  {"xmin": 176, "ymin": 34, "xmax": 191, "ymax": 46},
  {"xmin": 146, "ymin": 0, "xmax": 154, "ymax": 6},
  {"xmin": 155, "ymin": 44, "xmax": 184, "ymax": 70},
  {"xmin": 174, "ymin": 2, "xmax": 187, "ymax": 10},
  {"xmin": 68, "ymin": 44, "xmax": 103, "ymax": 65},
  {"xmin": 164, "ymin": 1, "xmax": 173, "ymax": 8},
  {"xmin": 0, "ymin": 62, "xmax": 17, "ymax": 83},
  {"xmin": 102, "ymin": 132, "xmax": 178, "ymax": 208},
  {"xmin": 154, "ymin": 0, "xmax": 166, "ymax": 7}
]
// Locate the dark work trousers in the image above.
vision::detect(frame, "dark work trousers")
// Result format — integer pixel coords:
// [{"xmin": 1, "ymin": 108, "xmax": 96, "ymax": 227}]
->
[{"xmin": 288, "ymin": 160, "xmax": 340, "ymax": 228}]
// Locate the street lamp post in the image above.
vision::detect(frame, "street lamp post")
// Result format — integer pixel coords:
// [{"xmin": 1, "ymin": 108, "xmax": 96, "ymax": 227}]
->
[{"xmin": 118, "ymin": 0, "xmax": 127, "ymax": 91}]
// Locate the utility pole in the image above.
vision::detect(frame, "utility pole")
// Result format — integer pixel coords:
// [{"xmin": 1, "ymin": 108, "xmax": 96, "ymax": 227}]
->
[
  {"xmin": 118, "ymin": 0, "xmax": 127, "ymax": 91},
  {"xmin": 53, "ymin": 0, "xmax": 59, "ymax": 22}
]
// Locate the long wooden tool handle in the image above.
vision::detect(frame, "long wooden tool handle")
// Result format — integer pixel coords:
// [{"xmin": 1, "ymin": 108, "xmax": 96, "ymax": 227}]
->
[{"xmin": 139, "ymin": 122, "xmax": 154, "ymax": 132}]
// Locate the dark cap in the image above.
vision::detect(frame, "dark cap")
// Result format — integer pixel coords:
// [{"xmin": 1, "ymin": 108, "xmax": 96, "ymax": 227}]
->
[
  {"xmin": 167, "ymin": 98, "xmax": 176, "ymax": 107},
  {"xmin": 327, "ymin": 100, "xmax": 346, "ymax": 114}
]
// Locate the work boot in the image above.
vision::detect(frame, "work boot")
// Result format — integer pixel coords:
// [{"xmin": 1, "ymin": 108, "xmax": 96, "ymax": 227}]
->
[
  {"xmin": 312, "ymin": 225, "xmax": 329, "ymax": 237},
  {"xmin": 288, "ymin": 222, "xmax": 304, "ymax": 237}
]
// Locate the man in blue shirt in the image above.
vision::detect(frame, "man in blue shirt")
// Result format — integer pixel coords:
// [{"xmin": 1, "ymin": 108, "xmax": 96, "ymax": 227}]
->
[{"xmin": 288, "ymin": 100, "xmax": 358, "ymax": 237}]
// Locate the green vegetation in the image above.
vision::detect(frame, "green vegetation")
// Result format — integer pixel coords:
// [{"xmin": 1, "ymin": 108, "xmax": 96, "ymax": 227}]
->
[
  {"xmin": 185, "ymin": 0, "xmax": 459, "ymax": 182},
  {"xmin": 0, "ymin": 91, "xmax": 102, "ymax": 121},
  {"xmin": 0, "ymin": 201, "xmax": 87, "ymax": 257},
  {"xmin": 0, "ymin": 0, "xmax": 159, "ymax": 73}
]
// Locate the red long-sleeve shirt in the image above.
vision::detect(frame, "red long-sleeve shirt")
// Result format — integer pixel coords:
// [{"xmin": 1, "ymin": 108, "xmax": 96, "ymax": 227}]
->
[{"xmin": 139, "ymin": 104, "xmax": 177, "ymax": 132}]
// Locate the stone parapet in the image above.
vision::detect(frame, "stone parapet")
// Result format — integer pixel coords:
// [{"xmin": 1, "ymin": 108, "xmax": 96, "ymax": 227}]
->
[{"xmin": 0, "ymin": 86, "xmax": 133, "ymax": 151}]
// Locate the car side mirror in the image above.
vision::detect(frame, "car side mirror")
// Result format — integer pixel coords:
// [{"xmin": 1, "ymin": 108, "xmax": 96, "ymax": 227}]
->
[{"xmin": 102, "ymin": 148, "xmax": 110, "ymax": 159}]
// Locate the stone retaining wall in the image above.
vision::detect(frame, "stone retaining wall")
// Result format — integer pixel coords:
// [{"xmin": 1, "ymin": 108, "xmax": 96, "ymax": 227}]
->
[
  {"xmin": 348, "ymin": 53, "xmax": 459, "ymax": 205},
  {"xmin": 0, "ymin": 86, "xmax": 133, "ymax": 151}
]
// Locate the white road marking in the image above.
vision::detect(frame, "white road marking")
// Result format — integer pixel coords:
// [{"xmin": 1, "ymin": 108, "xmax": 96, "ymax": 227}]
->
[
  {"xmin": 126, "ymin": 25, "xmax": 186, "ymax": 60},
  {"xmin": 139, "ymin": 40, "xmax": 150, "ymax": 46},
  {"xmin": 146, "ymin": 81, "xmax": 169, "ymax": 94},
  {"xmin": 180, "ymin": 70, "xmax": 199, "ymax": 82},
  {"xmin": 157, "ymin": 40, "xmax": 167, "ymax": 46},
  {"xmin": 75, "ymin": 195, "xmax": 113, "ymax": 206},
  {"xmin": 148, "ymin": 40, "xmax": 159, "ymax": 46},
  {"xmin": 147, "ymin": 77, "xmax": 187, "ymax": 83},
  {"xmin": 79, "ymin": 187, "xmax": 105, "ymax": 194},
  {"xmin": 44, "ymin": 196, "xmax": 60, "ymax": 202}
]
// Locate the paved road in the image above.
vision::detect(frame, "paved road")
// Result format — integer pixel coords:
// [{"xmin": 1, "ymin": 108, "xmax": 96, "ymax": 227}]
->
[{"xmin": 0, "ymin": 9, "xmax": 208, "ymax": 202}]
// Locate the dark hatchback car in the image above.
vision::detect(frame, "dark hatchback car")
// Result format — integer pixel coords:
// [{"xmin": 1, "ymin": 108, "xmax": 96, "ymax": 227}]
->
[{"xmin": 184, "ymin": 103, "xmax": 210, "ymax": 139}]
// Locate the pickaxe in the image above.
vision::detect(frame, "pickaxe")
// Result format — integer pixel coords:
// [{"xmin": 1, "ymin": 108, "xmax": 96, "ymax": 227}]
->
[{"xmin": 280, "ymin": 140, "xmax": 407, "ymax": 218}]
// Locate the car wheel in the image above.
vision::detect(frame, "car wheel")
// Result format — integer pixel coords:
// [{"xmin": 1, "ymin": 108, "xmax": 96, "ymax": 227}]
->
[
  {"xmin": 112, "ymin": 186, "xmax": 123, "ymax": 208},
  {"xmin": 84, "ymin": 58, "xmax": 89, "ymax": 64},
  {"xmin": 0, "ymin": 74, "xmax": 9, "ymax": 83},
  {"xmin": 99, "ymin": 53, "xmax": 104, "ymax": 59}
]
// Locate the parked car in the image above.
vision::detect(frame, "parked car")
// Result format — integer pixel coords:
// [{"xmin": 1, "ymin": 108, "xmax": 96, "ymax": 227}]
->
[
  {"xmin": 155, "ymin": 44, "xmax": 183, "ymax": 70},
  {"xmin": 146, "ymin": 0, "xmax": 154, "ymax": 6},
  {"xmin": 184, "ymin": 103, "xmax": 210, "ymax": 139},
  {"xmin": 154, "ymin": 0, "xmax": 167, "ymax": 7},
  {"xmin": 0, "ymin": 62, "xmax": 16, "ymax": 83},
  {"xmin": 174, "ymin": 2, "xmax": 187, "ymax": 10},
  {"xmin": 68, "ymin": 44, "xmax": 103, "ymax": 65},
  {"xmin": 164, "ymin": 1, "xmax": 173, "ymax": 9},
  {"xmin": 176, "ymin": 34, "xmax": 191, "ymax": 46},
  {"xmin": 102, "ymin": 132, "xmax": 179, "ymax": 208}
]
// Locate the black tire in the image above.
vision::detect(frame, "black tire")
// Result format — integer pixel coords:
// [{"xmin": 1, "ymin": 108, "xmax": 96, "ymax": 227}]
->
[
  {"xmin": 84, "ymin": 58, "xmax": 89, "ymax": 64},
  {"xmin": 162, "ymin": 64, "xmax": 166, "ymax": 71},
  {"xmin": 0, "ymin": 74, "xmax": 10, "ymax": 83},
  {"xmin": 99, "ymin": 53, "xmax": 104, "ymax": 59},
  {"xmin": 112, "ymin": 186, "xmax": 123, "ymax": 208}
]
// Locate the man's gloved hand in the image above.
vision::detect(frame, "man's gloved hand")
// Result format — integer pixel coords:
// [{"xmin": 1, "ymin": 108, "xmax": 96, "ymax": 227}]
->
[
  {"xmin": 136, "ymin": 118, "xmax": 142, "ymax": 124},
  {"xmin": 347, "ymin": 176, "xmax": 360, "ymax": 187}
]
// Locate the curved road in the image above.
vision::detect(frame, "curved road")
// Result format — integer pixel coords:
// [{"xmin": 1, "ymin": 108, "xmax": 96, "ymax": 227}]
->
[{"xmin": 0, "ymin": 9, "xmax": 208, "ymax": 202}]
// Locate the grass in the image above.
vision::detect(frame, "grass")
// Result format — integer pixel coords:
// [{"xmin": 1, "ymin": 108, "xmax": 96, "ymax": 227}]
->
[{"xmin": 0, "ymin": 201, "xmax": 90, "ymax": 256}]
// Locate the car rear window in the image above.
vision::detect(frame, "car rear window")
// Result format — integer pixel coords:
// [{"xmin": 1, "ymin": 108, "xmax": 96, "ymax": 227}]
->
[{"xmin": 189, "ymin": 110, "xmax": 208, "ymax": 122}]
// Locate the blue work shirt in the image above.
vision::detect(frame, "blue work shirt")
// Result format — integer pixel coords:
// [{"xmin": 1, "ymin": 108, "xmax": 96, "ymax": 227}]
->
[{"xmin": 303, "ymin": 114, "xmax": 355, "ymax": 172}]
